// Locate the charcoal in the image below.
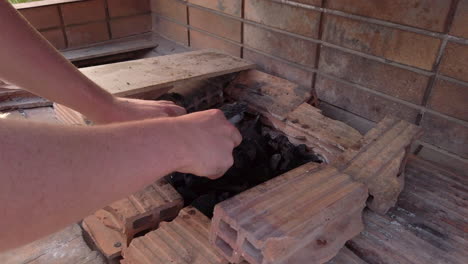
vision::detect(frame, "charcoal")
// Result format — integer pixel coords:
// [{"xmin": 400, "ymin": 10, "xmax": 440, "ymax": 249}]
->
[{"xmin": 168, "ymin": 110, "xmax": 321, "ymax": 218}]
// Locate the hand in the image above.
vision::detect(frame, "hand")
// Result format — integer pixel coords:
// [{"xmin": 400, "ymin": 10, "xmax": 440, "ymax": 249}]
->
[
  {"xmin": 92, "ymin": 97, "xmax": 187, "ymax": 124},
  {"xmin": 174, "ymin": 109, "xmax": 242, "ymax": 179}
]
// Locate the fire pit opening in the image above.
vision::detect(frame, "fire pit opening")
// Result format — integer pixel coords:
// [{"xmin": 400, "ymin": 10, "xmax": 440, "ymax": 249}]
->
[{"xmin": 167, "ymin": 99, "xmax": 323, "ymax": 218}]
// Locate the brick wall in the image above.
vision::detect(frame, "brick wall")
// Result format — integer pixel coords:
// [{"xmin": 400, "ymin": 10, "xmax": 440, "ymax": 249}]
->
[
  {"xmin": 152, "ymin": 0, "xmax": 468, "ymax": 172},
  {"xmin": 16, "ymin": 0, "xmax": 152, "ymax": 49}
]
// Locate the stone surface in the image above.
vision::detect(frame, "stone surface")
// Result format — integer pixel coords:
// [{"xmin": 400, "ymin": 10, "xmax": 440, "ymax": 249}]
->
[
  {"xmin": 333, "ymin": 116, "xmax": 422, "ymax": 214},
  {"xmin": 122, "ymin": 207, "xmax": 229, "ymax": 264},
  {"xmin": 210, "ymin": 164, "xmax": 368, "ymax": 264}
]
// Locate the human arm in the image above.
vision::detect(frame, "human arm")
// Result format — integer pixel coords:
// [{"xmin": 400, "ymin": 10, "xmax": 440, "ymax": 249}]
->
[
  {"xmin": 0, "ymin": 109, "xmax": 241, "ymax": 252},
  {"xmin": 0, "ymin": 0, "xmax": 184, "ymax": 123}
]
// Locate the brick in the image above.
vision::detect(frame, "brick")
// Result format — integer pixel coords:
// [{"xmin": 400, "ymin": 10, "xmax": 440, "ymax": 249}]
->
[
  {"xmin": 189, "ymin": 7, "xmax": 241, "ymax": 42},
  {"xmin": 244, "ymin": 24, "xmax": 317, "ymax": 67},
  {"xmin": 122, "ymin": 207, "xmax": 229, "ymax": 264},
  {"xmin": 20, "ymin": 6, "xmax": 61, "ymax": 30},
  {"xmin": 94, "ymin": 179, "xmax": 183, "ymax": 243},
  {"xmin": 427, "ymin": 79, "xmax": 468, "ymax": 121},
  {"xmin": 190, "ymin": 30, "xmax": 241, "ymax": 57},
  {"xmin": 326, "ymin": 0, "xmax": 451, "ymax": 32},
  {"xmin": 189, "ymin": 0, "xmax": 242, "ymax": 16},
  {"xmin": 439, "ymin": 42, "xmax": 468, "ymax": 82},
  {"xmin": 266, "ymin": 103, "xmax": 363, "ymax": 163},
  {"xmin": 225, "ymin": 70, "xmax": 311, "ymax": 119},
  {"xmin": 243, "ymin": 49, "xmax": 313, "ymax": 88},
  {"xmin": 61, "ymin": 0, "xmax": 106, "ymax": 26},
  {"xmin": 245, "ymin": 0, "xmax": 321, "ymax": 38},
  {"xmin": 315, "ymin": 75, "xmax": 420, "ymax": 123},
  {"xmin": 333, "ymin": 116, "xmax": 422, "ymax": 214},
  {"xmin": 66, "ymin": 21, "xmax": 109, "ymax": 48},
  {"xmin": 294, "ymin": 0, "xmax": 322, "ymax": 5},
  {"xmin": 450, "ymin": 0, "xmax": 468, "ymax": 38},
  {"xmin": 82, "ymin": 215, "xmax": 127, "ymax": 260},
  {"xmin": 154, "ymin": 16, "xmax": 189, "ymax": 45},
  {"xmin": 322, "ymin": 14, "xmax": 441, "ymax": 70},
  {"xmin": 210, "ymin": 164, "xmax": 368, "ymax": 264},
  {"xmin": 110, "ymin": 14, "xmax": 152, "ymax": 39},
  {"xmin": 108, "ymin": 0, "xmax": 150, "ymax": 17},
  {"xmin": 41, "ymin": 28, "xmax": 66, "ymax": 50},
  {"xmin": 151, "ymin": 0, "xmax": 187, "ymax": 23},
  {"xmin": 319, "ymin": 46, "xmax": 429, "ymax": 104},
  {"xmin": 420, "ymin": 113, "xmax": 468, "ymax": 158}
]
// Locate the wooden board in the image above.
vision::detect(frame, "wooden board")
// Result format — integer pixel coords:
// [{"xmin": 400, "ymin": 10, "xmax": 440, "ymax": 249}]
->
[
  {"xmin": 80, "ymin": 49, "xmax": 255, "ymax": 98},
  {"xmin": 63, "ymin": 33, "xmax": 157, "ymax": 62}
]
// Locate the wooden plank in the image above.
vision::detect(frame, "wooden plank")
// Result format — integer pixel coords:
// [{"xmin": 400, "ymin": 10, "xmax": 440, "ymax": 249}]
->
[
  {"xmin": 79, "ymin": 49, "xmax": 254, "ymax": 98},
  {"xmin": 63, "ymin": 33, "xmax": 157, "ymax": 62},
  {"xmin": 0, "ymin": 97, "xmax": 51, "ymax": 111},
  {"xmin": 0, "ymin": 224, "xmax": 105, "ymax": 264}
]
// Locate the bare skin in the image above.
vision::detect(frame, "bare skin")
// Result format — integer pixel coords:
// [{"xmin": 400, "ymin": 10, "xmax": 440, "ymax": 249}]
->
[{"xmin": 0, "ymin": 0, "xmax": 242, "ymax": 251}]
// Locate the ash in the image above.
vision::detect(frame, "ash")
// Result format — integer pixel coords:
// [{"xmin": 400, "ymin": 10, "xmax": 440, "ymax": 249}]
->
[{"xmin": 168, "ymin": 110, "xmax": 321, "ymax": 218}]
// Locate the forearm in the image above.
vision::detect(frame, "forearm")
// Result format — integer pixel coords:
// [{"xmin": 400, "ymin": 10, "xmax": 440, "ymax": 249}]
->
[
  {"xmin": 0, "ymin": 1, "xmax": 114, "ymax": 119},
  {"xmin": 0, "ymin": 118, "xmax": 183, "ymax": 251}
]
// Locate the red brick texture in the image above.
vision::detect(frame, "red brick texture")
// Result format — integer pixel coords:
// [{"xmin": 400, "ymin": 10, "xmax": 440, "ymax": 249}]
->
[
  {"xmin": 210, "ymin": 164, "xmax": 368, "ymax": 264},
  {"xmin": 150, "ymin": 0, "xmax": 467, "ymax": 167},
  {"xmin": 17, "ymin": 0, "xmax": 151, "ymax": 50},
  {"xmin": 122, "ymin": 207, "xmax": 229, "ymax": 264}
]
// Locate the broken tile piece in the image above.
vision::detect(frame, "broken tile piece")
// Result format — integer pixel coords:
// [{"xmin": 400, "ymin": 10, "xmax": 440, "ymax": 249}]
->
[
  {"xmin": 333, "ymin": 116, "xmax": 422, "ymax": 214},
  {"xmin": 266, "ymin": 103, "xmax": 363, "ymax": 163},
  {"xmin": 121, "ymin": 207, "xmax": 229, "ymax": 264},
  {"xmin": 94, "ymin": 178, "xmax": 183, "ymax": 243},
  {"xmin": 82, "ymin": 215, "xmax": 127, "ymax": 260},
  {"xmin": 210, "ymin": 163, "xmax": 368, "ymax": 264}
]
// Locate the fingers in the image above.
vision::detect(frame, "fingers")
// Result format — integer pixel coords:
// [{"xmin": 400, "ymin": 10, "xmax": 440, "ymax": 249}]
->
[
  {"xmin": 165, "ymin": 105, "xmax": 187, "ymax": 116},
  {"xmin": 230, "ymin": 126, "xmax": 243, "ymax": 147}
]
